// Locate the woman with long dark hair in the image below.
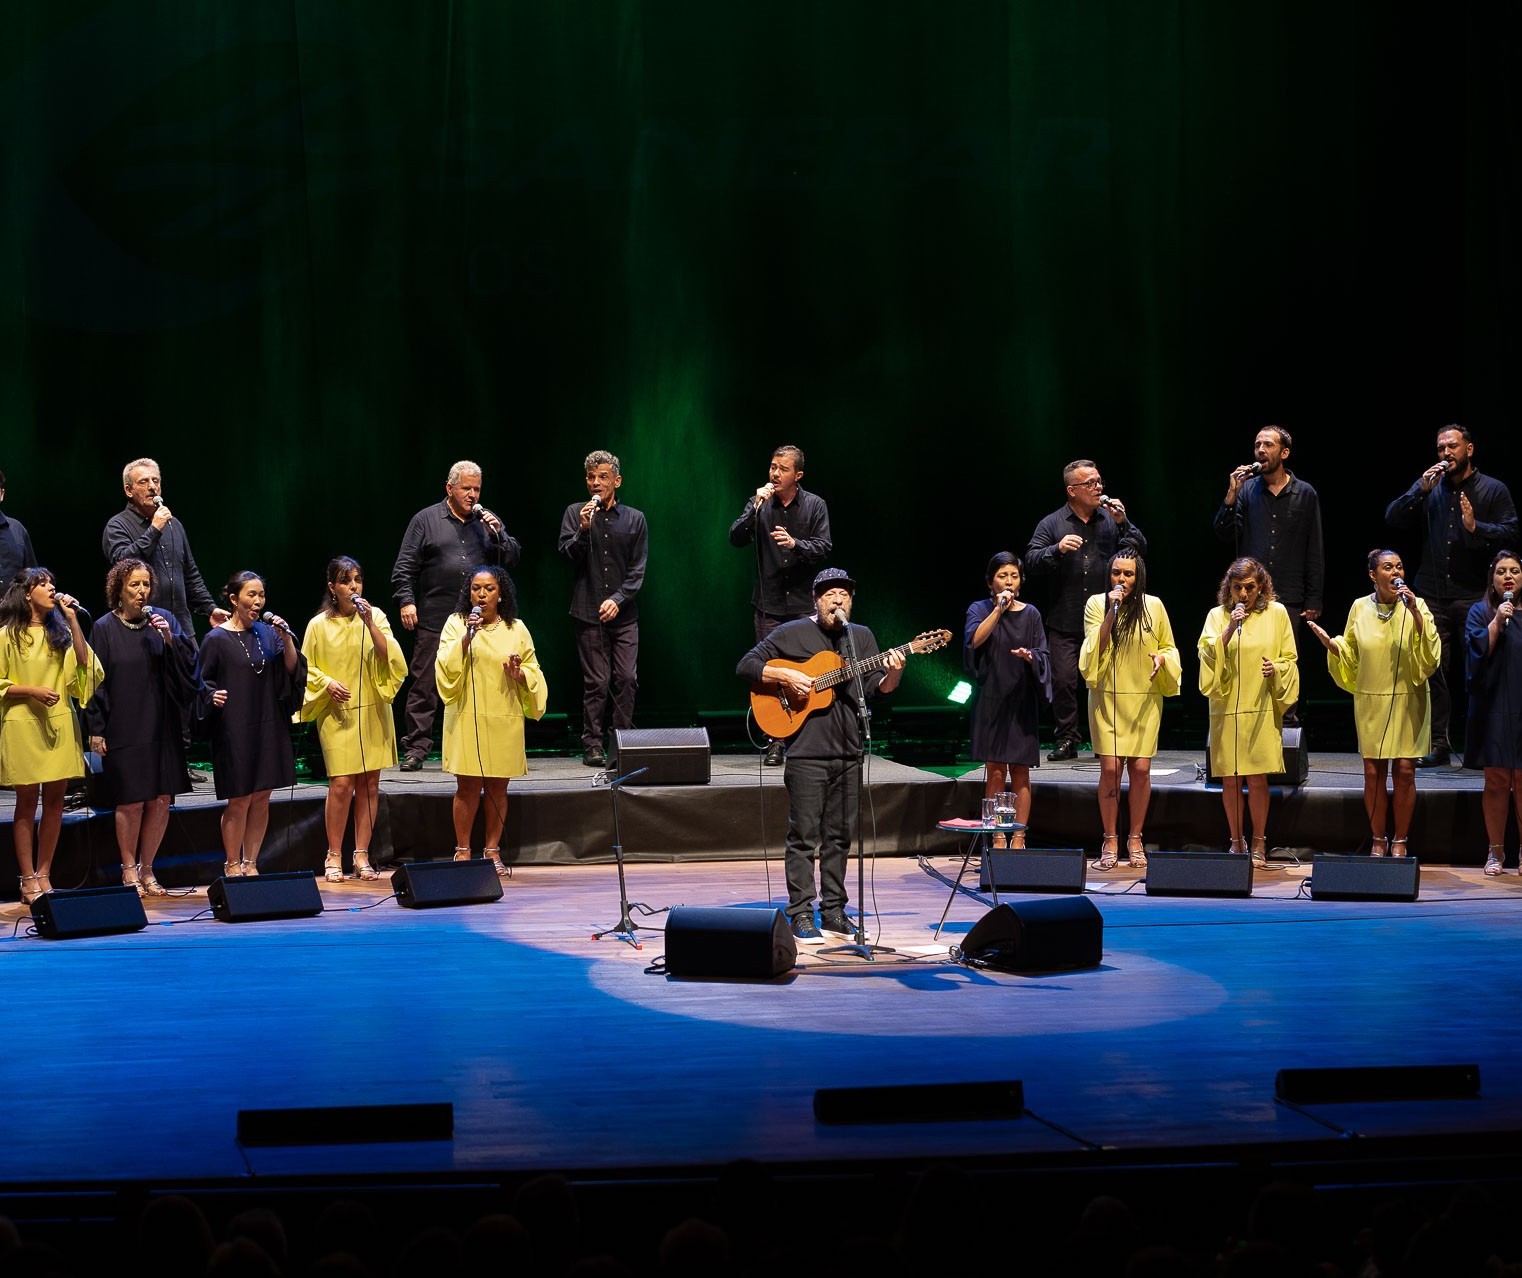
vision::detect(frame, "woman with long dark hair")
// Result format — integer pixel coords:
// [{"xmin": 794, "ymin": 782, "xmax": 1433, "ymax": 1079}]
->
[
  {"xmin": 199, "ymin": 571, "xmax": 305, "ymax": 877},
  {"xmin": 1197, "ymin": 558, "xmax": 1299, "ymax": 866},
  {"xmin": 963, "ymin": 552, "xmax": 1050, "ymax": 847},
  {"xmin": 435, "ymin": 565, "xmax": 548, "ymax": 876},
  {"xmin": 1463, "ymin": 549, "xmax": 1522, "ymax": 876},
  {"xmin": 85, "ymin": 558, "xmax": 204, "ymax": 895},
  {"xmin": 0, "ymin": 567, "xmax": 101, "ymax": 903},
  {"xmin": 299, "ymin": 556, "xmax": 407, "ymax": 882},
  {"xmin": 1078, "ymin": 550, "xmax": 1181, "ymax": 870},
  {"xmin": 1306, "ymin": 549, "xmax": 1439, "ymax": 857}
]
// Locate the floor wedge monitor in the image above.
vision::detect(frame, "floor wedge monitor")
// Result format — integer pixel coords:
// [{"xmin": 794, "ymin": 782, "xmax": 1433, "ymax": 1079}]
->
[
  {"xmin": 392, "ymin": 859, "xmax": 505, "ymax": 908},
  {"xmin": 1144, "ymin": 851, "xmax": 1254, "ymax": 898},
  {"xmin": 1309, "ymin": 853, "xmax": 1420, "ymax": 902}
]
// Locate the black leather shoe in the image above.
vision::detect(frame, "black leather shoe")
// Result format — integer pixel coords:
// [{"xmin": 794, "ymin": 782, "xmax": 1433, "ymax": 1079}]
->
[
  {"xmin": 1416, "ymin": 748, "xmax": 1452, "ymax": 768},
  {"xmin": 764, "ymin": 739, "xmax": 785, "ymax": 767},
  {"xmin": 188, "ymin": 768, "xmax": 210, "ymax": 784},
  {"xmin": 582, "ymin": 747, "xmax": 607, "ymax": 768},
  {"xmin": 399, "ymin": 755, "xmax": 424, "ymax": 773},
  {"xmin": 1047, "ymin": 740, "xmax": 1078, "ymax": 762}
]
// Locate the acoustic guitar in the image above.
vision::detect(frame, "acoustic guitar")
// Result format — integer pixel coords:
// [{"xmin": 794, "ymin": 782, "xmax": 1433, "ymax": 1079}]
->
[{"xmin": 749, "ymin": 629, "xmax": 952, "ymax": 740}]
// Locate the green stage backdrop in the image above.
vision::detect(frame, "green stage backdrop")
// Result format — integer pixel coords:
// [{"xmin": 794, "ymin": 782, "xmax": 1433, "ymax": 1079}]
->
[{"xmin": 3, "ymin": 3, "xmax": 1518, "ymax": 732}]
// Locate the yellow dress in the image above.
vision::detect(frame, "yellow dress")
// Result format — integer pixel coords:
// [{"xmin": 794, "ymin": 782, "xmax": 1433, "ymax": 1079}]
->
[
  {"xmin": 1079, "ymin": 594, "xmax": 1182, "ymax": 758},
  {"xmin": 435, "ymin": 614, "xmax": 549, "ymax": 777},
  {"xmin": 1326, "ymin": 595, "xmax": 1441, "ymax": 759},
  {"xmin": 0, "ymin": 628, "xmax": 105, "ymax": 785},
  {"xmin": 1197, "ymin": 602, "xmax": 1299, "ymax": 776},
  {"xmin": 298, "ymin": 610, "xmax": 408, "ymax": 776}
]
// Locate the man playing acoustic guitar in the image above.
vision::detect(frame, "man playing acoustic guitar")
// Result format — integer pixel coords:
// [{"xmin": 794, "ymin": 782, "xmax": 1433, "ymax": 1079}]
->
[{"xmin": 737, "ymin": 567, "xmax": 905, "ymax": 942}]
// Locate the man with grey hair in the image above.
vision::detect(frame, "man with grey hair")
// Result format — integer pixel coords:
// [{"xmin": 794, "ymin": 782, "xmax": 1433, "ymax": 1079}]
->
[
  {"xmin": 559, "ymin": 449, "xmax": 647, "ymax": 767},
  {"xmin": 103, "ymin": 457, "xmax": 227, "ymax": 637},
  {"xmin": 391, "ymin": 459, "xmax": 521, "ymax": 770}
]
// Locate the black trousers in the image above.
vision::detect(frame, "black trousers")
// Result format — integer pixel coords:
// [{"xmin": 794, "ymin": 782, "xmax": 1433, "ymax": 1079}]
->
[
  {"xmin": 782, "ymin": 756, "xmax": 860, "ymax": 919},
  {"xmin": 1427, "ymin": 596, "xmax": 1479, "ymax": 753},
  {"xmin": 1047, "ymin": 626, "xmax": 1085, "ymax": 745},
  {"xmin": 575, "ymin": 619, "xmax": 639, "ymax": 748},
  {"xmin": 399, "ymin": 626, "xmax": 443, "ymax": 760}
]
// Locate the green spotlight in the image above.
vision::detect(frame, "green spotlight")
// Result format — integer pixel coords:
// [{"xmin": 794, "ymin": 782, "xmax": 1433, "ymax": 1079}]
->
[{"xmin": 946, "ymin": 680, "xmax": 973, "ymax": 706}]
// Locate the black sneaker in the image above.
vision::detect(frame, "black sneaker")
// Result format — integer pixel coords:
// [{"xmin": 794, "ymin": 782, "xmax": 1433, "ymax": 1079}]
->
[
  {"xmin": 399, "ymin": 755, "xmax": 425, "ymax": 773},
  {"xmin": 790, "ymin": 913, "xmax": 822, "ymax": 942},
  {"xmin": 819, "ymin": 909, "xmax": 854, "ymax": 939}
]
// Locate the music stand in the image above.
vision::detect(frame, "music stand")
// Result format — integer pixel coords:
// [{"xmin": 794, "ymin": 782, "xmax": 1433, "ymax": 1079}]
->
[{"xmin": 590, "ymin": 766, "xmax": 667, "ymax": 949}]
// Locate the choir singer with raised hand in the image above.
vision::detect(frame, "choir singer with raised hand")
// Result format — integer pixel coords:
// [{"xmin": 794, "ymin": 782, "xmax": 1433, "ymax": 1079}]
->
[
  {"xmin": 728, "ymin": 444, "xmax": 832, "ymax": 766},
  {"xmin": 0, "ymin": 568, "xmax": 103, "ymax": 904},
  {"xmin": 86, "ymin": 558, "xmax": 206, "ymax": 896},
  {"xmin": 1305, "ymin": 550, "xmax": 1440, "ymax": 859}
]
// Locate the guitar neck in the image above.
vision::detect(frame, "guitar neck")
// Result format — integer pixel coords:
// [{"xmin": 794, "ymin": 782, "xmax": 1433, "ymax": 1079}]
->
[{"xmin": 815, "ymin": 642, "xmax": 913, "ymax": 692}]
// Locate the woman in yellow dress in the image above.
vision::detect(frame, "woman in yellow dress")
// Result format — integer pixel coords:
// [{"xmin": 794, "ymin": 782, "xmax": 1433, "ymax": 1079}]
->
[
  {"xmin": 1079, "ymin": 551, "xmax": 1181, "ymax": 869},
  {"xmin": 436, "ymin": 565, "xmax": 548, "ymax": 877},
  {"xmin": 299, "ymin": 557, "xmax": 407, "ymax": 883},
  {"xmin": 1305, "ymin": 549, "xmax": 1440, "ymax": 857},
  {"xmin": 1197, "ymin": 558, "xmax": 1299, "ymax": 867},
  {"xmin": 0, "ymin": 567, "xmax": 103, "ymax": 903}
]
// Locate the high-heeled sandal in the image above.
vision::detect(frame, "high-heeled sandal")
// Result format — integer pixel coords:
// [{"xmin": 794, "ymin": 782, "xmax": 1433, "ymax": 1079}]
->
[
  {"xmin": 453, "ymin": 847, "xmax": 471, "ymax": 861},
  {"xmin": 1484, "ymin": 844, "xmax": 1504, "ymax": 876},
  {"xmin": 240, "ymin": 859, "xmax": 260, "ymax": 877},
  {"xmin": 139, "ymin": 866, "xmax": 168, "ymax": 896},
  {"xmin": 353, "ymin": 851, "xmax": 380, "ymax": 881},
  {"xmin": 122, "ymin": 862, "xmax": 143, "ymax": 896},
  {"xmin": 1229, "ymin": 837, "xmax": 1248, "ymax": 855},
  {"xmin": 1369, "ymin": 837, "xmax": 1388, "ymax": 857},
  {"xmin": 324, "ymin": 852, "xmax": 346, "ymax": 884},
  {"xmin": 1390, "ymin": 837, "xmax": 1409, "ymax": 859},
  {"xmin": 17, "ymin": 873, "xmax": 43, "ymax": 905},
  {"xmin": 1250, "ymin": 836, "xmax": 1268, "ymax": 869},
  {"xmin": 483, "ymin": 847, "xmax": 510, "ymax": 879},
  {"xmin": 1126, "ymin": 833, "xmax": 1147, "ymax": 870},
  {"xmin": 1008, "ymin": 832, "xmax": 1027, "ymax": 850},
  {"xmin": 36, "ymin": 870, "xmax": 53, "ymax": 895},
  {"xmin": 1095, "ymin": 834, "xmax": 1118, "ymax": 871},
  {"xmin": 223, "ymin": 861, "xmax": 243, "ymax": 878}
]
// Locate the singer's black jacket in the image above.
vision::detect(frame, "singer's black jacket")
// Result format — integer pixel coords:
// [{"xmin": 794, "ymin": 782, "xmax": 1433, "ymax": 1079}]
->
[
  {"xmin": 391, "ymin": 500, "xmax": 521, "ymax": 632},
  {"xmin": 728, "ymin": 486, "xmax": 832, "ymax": 618},
  {"xmin": 1385, "ymin": 469, "xmax": 1519, "ymax": 600},
  {"xmin": 102, "ymin": 504, "xmax": 218, "ymax": 637},
  {"xmin": 1025, "ymin": 505, "xmax": 1147, "ymax": 633}
]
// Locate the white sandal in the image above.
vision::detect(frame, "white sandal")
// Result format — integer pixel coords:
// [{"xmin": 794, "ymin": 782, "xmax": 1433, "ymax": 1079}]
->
[
  {"xmin": 1484, "ymin": 844, "xmax": 1504, "ymax": 877},
  {"xmin": 353, "ymin": 851, "xmax": 380, "ymax": 881},
  {"xmin": 484, "ymin": 847, "xmax": 510, "ymax": 879},
  {"xmin": 324, "ymin": 852, "xmax": 346, "ymax": 884}
]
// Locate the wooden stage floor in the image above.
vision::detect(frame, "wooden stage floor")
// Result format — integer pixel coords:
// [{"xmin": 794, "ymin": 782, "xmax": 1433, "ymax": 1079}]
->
[{"xmin": 4, "ymin": 853, "xmax": 1522, "ymax": 1193}]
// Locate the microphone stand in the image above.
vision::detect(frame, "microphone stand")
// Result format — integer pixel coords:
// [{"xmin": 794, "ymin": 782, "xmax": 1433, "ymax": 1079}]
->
[
  {"xmin": 820, "ymin": 621, "xmax": 895, "ymax": 962},
  {"xmin": 591, "ymin": 766, "xmax": 667, "ymax": 949}
]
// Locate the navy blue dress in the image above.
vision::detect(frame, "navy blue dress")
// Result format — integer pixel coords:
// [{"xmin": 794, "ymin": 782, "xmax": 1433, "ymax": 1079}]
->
[
  {"xmin": 1464, "ymin": 600, "xmax": 1522, "ymax": 770},
  {"xmin": 963, "ymin": 599, "xmax": 1052, "ymax": 766},
  {"xmin": 200, "ymin": 624, "xmax": 306, "ymax": 799}
]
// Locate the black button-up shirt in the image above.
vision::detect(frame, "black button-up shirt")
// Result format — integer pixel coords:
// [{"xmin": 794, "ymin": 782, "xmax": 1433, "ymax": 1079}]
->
[
  {"xmin": 102, "ymin": 505, "xmax": 218, "ymax": 636},
  {"xmin": 1385, "ymin": 468, "xmax": 1519, "ymax": 600},
  {"xmin": 1211, "ymin": 471, "xmax": 1325, "ymax": 612},
  {"xmin": 558, "ymin": 500, "xmax": 648, "ymax": 626},
  {"xmin": 390, "ymin": 501, "xmax": 521, "ymax": 632},
  {"xmin": 1025, "ymin": 506, "xmax": 1147, "ymax": 632},
  {"xmin": 728, "ymin": 487, "xmax": 832, "ymax": 617},
  {"xmin": 0, "ymin": 509, "xmax": 37, "ymax": 588}
]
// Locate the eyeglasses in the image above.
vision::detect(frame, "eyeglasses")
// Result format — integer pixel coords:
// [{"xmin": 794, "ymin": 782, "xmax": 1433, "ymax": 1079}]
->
[{"xmin": 1070, "ymin": 478, "xmax": 1104, "ymax": 490}]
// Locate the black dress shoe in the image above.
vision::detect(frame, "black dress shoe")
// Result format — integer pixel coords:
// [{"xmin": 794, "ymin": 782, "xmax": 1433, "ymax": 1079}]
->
[
  {"xmin": 188, "ymin": 768, "xmax": 210, "ymax": 784},
  {"xmin": 1416, "ymin": 748, "xmax": 1452, "ymax": 768},
  {"xmin": 582, "ymin": 747, "xmax": 607, "ymax": 767},
  {"xmin": 764, "ymin": 739, "xmax": 785, "ymax": 767},
  {"xmin": 1047, "ymin": 740, "xmax": 1078, "ymax": 762},
  {"xmin": 399, "ymin": 754, "xmax": 424, "ymax": 773}
]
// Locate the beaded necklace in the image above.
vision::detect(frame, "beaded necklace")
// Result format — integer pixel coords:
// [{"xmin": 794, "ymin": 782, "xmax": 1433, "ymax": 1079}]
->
[{"xmin": 228, "ymin": 623, "xmax": 267, "ymax": 674}]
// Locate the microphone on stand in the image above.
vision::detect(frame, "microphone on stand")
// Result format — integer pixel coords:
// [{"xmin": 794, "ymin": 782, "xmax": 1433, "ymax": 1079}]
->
[{"xmin": 832, "ymin": 607, "xmax": 847, "ymax": 626}]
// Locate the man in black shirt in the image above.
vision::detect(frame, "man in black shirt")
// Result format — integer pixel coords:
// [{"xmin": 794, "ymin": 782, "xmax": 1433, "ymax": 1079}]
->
[
  {"xmin": 1385, "ymin": 424, "xmax": 1519, "ymax": 766},
  {"xmin": 1025, "ymin": 460, "xmax": 1146, "ymax": 761},
  {"xmin": 736, "ymin": 567, "xmax": 904, "ymax": 942},
  {"xmin": 558, "ymin": 450, "xmax": 648, "ymax": 768},
  {"xmin": 0, "ymin": 469, "xmax": 38, "ymax": 587},
  {"xmin": 1212, "ymin": 425, "xmax": 1324, "ymax": 724},
  {"xmin": 391, "ymin": 460, "xmax": 521, "ymax": 770},
  {"xmin": 728, "ymin": 444, "xmax": 832, "ymax": 765}
]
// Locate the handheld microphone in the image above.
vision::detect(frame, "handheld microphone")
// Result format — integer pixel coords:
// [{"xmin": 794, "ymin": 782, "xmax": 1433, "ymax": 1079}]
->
[
  {"xmin": 1098, "ymin": 495, "xmax": 1115, "ymax": 508},
  {"xmin": 352, "ymin": 596, "xmax": 369, "ymax": 615},
  {"xmin": 1247, "ymin": 461, "xmax": 1262, "ymax": 476},
  {"xmin": 260, "ymin": 611, "xmax": 295, "ymax": 637},
  {"xmin": 152, "ymin": 495, "xmax": 163, "ymax": 508},
  {"xmin": 469, "ymin": 605, "xmax": 483, "ymax": 619},
  {"xmin": 142, "ymin": 605, "xmax": 155, "ymax": 618},
  {"xmin": 1393, "ymin": 577, "xmax": 1405, "ymax": 591},
  {"xmin": 1504, "ymin": 589, "xmax": 1514, "ymax": 627}
]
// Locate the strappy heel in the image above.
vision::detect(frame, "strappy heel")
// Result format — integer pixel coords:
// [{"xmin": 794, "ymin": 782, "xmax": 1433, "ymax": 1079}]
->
[
  {"xmin": 353, "ymin": 851, "xmax": 380, "ymax": 881},
  {"xmin": 1390, "ymin": 837, "xmax": 1409, "ymax": 858},
  {"xmin": 483, "ymin": 847, "xmax": 510, "ymax": 879},
  {"xmin": 223, "ymin": 861, "xmax": 243, "ymax": 878},
  {"xmin": 240, "ymin": 859, "xmax": 260, "ymax": 877},
  {"xmin": 17, "ymin": 874, "xmax": 43, "ymax": 905},
  {"xmin": 122, "ymin": 862, "xmax": 143, "ymax": 896},
  {"xmin": 1250, "ymin": 836, "xmax": 1268, "ymax": 869},
  {"xmin": 452, "ymin": 846, "xmax": 471, "ymax": 861},
  {"xmin": 1127, "ymin": 833, "xmax": 1147, "ymax": 870},
  {"xmin": 36, "ymin": 870, "xmax": 52, "ymax": 895},
  {"xmin": 1229, "ymin": 837, "xmax": 1248, "ymax": 855},
  {"xmin": 1370, "ymin": 837, "xmax": 1388, "ymax": 857},
  {"xmin": 1095, "ymin": 834, "xmax": 1118, "ymax": 871},
  {"xmin": 324, "ymin": 852, "xmax": 346, "ymax": 883},
  {"xmin": 1484, "ymin": 844, "xmax": 1504, "ymax": 877},
  {"xmin": 139, "ymin": 866, "xmax": 168, "ymax": 897}
]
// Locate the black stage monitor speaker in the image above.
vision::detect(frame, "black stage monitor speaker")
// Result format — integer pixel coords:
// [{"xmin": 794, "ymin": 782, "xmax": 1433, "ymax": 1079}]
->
[
  {"xmin": 209, "ymin": 870, "xmax": 325, "ymax": 922},
  {"xmin": 979, "ymin": 848, "xmax": 1087, "ymax": 894},
  {"xmin": 1144, "ymin": 851, "xmax": 1254, "ymax": 899},
  {"xmin": 30, "ymin": 886, "xmax": 148, "ymax": 940},
  {"xmin": 238, "ymin": 1101, "xmax": 455, "ymax": 1146},
  {"xmin": 959, "ymin": 897, "xmax": 1102, "ymax": 972},
  {"xmin": 1309, "ymin": 853, "xmax": 1421, "ymax": 902},
  {"xmin": 392, "ymin": 859, "xmax": 504, "ymax": 909},
  {"xmin": 663, "ymin": 906, "xmax": 797, "ymax": 978},
  {"xmin": 612, "ymin": 727, "xmax": 710, "ymax": 785},
  {"xmin": 814, "ymin": 1079, "xmax": 1025, "ymax": 1125},
  {"xmin": 1275, "ymin": 1063, "xmax": 1479, "ymax": 1105},
  {"xmin": 1206, "ymin": 726, "xmax": 1308, "ymax": 788}
]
